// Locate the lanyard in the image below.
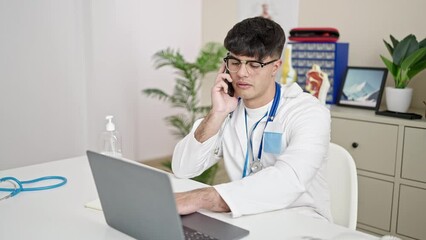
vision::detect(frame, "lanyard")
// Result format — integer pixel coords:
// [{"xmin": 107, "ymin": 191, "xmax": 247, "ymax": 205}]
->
[
  {"xmin": 0, "ymin": 176, "xmax": 67, "ymax": 200},
  {"xmin": 242, "ymin": 82, "xmax": 281, "ymax": 177},
  {"xmin": 243, "ymin": 111, "xmax": 267, "ymax": 177}
]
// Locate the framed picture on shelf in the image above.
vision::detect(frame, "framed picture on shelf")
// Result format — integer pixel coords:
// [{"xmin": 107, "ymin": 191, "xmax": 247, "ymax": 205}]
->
[{"xmin": 337, "ymin": 66, "xmax": 388, "ymax": 110}]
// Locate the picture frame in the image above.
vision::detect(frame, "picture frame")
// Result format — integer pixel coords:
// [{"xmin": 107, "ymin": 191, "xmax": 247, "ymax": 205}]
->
[{"xmin": 337, "ymin": 66, "xmax": 388, "ymax": 110}]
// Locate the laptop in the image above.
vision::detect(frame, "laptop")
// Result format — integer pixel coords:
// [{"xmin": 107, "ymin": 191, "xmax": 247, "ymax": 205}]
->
[{"xmin": 86, "ymin": 150, "xmax": 249, "ymax": 240}]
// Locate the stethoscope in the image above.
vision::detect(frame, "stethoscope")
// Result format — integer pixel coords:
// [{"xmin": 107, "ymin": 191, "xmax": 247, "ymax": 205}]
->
[
  {"xmin": 0, "ymin": 175, "xmax": 67, "ymax": 201},
  {"xmin": 242, "ymin": 82, "xmax": 281, "ymax": 178}
]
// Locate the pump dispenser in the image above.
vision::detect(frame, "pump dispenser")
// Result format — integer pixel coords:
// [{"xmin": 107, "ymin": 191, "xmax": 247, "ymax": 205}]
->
[
  {"xmin": 106, "ymin": 115, "xmax": 115, "ymax": 131},
  {"xmin": 99, "ymin": 115, "xmax": 122, "ymax": 157}
]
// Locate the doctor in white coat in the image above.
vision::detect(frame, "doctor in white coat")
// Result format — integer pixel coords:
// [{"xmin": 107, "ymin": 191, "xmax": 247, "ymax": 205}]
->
[{"xmin": 172, "ymin": 17, "xmax": 331, "ymax": 221}]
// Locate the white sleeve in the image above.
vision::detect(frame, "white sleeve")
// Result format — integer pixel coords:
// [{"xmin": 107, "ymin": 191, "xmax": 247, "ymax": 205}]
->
[
  {"xmin": 171, "ymin": 118, "xmax": 221, "ymax": 179},
  {"xmin": 214, "ymin": 105, "xmax": 330, "ymax": 218}
]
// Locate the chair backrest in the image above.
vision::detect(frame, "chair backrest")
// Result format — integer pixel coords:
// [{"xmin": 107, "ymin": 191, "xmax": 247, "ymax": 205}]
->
[{"xmin": 326, "ymin": 142, "xmax": 358, "ymax": 230}]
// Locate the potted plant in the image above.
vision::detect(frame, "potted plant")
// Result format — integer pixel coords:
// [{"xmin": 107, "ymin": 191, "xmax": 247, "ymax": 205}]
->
[
  {"xmin": 380, "ymin": 34, "xmax": 426, "ymax": 112},
  {"xmin": 142, "ymin": 42, "xmax": 227, "ymax": 185}
]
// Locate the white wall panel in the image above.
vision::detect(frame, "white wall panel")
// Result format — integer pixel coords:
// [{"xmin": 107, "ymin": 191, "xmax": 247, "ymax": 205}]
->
[{"xmin": 0, "ymin": 0, "xmax": 202, "ymax": 168}]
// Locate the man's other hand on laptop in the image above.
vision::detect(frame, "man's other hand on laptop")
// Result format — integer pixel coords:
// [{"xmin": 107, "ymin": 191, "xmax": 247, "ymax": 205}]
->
[{"xmin": 175, "ymin": 187, "xmax": 230, "ymax": 215}]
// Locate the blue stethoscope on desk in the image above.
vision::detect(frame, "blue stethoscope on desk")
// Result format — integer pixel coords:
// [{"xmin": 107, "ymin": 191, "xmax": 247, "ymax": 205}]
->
[
  {"xmin": 242, "ymin": 82, "xmax": 281, "ymax": 178},
  {"xmin": 0, "ymin": 175, "xmax": 67, "ymax": 201}
]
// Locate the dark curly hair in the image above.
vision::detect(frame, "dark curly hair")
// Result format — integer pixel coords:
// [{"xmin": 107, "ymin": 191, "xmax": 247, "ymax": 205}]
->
[{"xmin": 224, "ymin": 17, "xmax": 286, "ymax": 61}]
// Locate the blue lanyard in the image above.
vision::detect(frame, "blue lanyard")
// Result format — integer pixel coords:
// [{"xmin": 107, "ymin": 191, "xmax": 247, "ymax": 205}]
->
[
  {"xmin": 242, "ymin": 82, "xmax": 281, "ymax": 177},
  {"xmin": 243, "ymin": 111, "xmax": 267, "ymax": 177},
  {"xmin": 0, "ymin": 176, "xmax": 67, "ymax": 199}
]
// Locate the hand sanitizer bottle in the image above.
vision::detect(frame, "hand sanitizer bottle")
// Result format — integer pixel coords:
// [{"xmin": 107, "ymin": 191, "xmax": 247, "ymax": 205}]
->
[{"xmin": 99, "ymin": 115, "xmax": 122, "ymax": 157}]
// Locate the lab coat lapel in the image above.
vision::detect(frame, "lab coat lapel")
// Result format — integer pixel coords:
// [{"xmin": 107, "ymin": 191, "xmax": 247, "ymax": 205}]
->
[{"xmin": 232, "ymin": 103, "xmax": 247, "ymax": 155}]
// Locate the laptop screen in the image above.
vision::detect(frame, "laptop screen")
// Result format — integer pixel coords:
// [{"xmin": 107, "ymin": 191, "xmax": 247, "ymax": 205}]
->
[{"xmin": 86, "ymin": 151, "xmax": 249, "ymax": 240}]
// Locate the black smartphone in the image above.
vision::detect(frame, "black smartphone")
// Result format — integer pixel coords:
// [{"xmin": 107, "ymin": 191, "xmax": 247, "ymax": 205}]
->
[{"xmin": 223, "ymin": 69, "xmax": 235, "ymax": 97}]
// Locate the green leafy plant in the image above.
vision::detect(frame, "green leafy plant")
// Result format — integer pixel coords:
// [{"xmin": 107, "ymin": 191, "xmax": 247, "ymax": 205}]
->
[
  {"xmin": 380, "ymin": 34, "xmax": 426, "ymax": 88},
  {"xmin": 142, "ymin": 42, "xmax": 227, "ymax": 185}
]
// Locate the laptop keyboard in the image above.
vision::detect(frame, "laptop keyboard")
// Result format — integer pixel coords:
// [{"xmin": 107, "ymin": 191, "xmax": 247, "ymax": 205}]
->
[{"xmin": 183, "ymin": 226, "xmax": 218, "ymax": 240}]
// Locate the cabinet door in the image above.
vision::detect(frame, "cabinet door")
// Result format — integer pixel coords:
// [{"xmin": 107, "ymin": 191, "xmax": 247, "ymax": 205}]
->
[
  {"xmin": 397, "ymin": 185, "xmax": 426, "ymax": 239},
  {"xmin": 401, "ymin": 127, "xmax": 426, "ymax": 183},
  {"xmin": 331, "ymin": 118, "xmax": 398, "ymax": 176},
  {"xmin": 358, "ymin": 175, "xmax": 393, "ymax": 231}
]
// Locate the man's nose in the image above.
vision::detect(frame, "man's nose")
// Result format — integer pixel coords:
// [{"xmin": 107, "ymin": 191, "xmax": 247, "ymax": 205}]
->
[{"xmin": 237, "ymin": 63, "xmax": 250, "ymax": 77}]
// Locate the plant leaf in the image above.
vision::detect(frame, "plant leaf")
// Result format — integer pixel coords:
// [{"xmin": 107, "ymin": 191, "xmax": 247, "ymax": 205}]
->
[
  {"xmin": 142, "ymin": 88, "xmax": 170, "ymax": 101},
  {"xmin": 380, "ymin": 55, "xmax": 398, "ymax": 79},
  {"xmin": 390, "ymin": 35, "xmax": 399, "ymax": 48},
  {"xmin": 407, "ymin": 56, "xmax": 426, "ymax": 80},
  {"xmin": 401, "ymin": 48, "xmax": 426, "ymax": 80},
  {"xmin": 407, "ymin": 58, "xmax": 426, "ymax": 81},
  {"xmin": 383, "ymin": 39, "xmax": 394, "ymax": 56},
  {"xmin": 161, "ymin": 160, "xmax": 172, "ymax": 171},
  {"xmin": 419, "ymin": 38, "xmax": 426, "ymax": 48},
  {"xmin": 194, "ymin": 105, "xmax": 212, "ymax": 116},
  {"xmin": 195, "ymin": 42, "xmax": 227, "ymax": 75},
  {"xmin": 164, "ymin": 115, "xmax": 192, "ymax": 138},
  {"xmin": 153, "ymin": 48, "xmax": 189, "ymax": 72},
  {"xmin": 191, "ymin": 163, "xmax": 219, "ymax": 185},
  {"xmin": 392, "ymin": 34, "xmax": 418, "ymax": 66},
  {"xmin": 142, "ymin": 42, "xmax": 224, "ymax": 184}
]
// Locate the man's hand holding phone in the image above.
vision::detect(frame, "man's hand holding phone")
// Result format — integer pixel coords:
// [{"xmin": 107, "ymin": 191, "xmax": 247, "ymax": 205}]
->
[
  {"xmin": 223, "ymin": 69, "xmax": 235, "ymax": 97},
  {"xmin": 211, "ymin": 64, "xmax": 238, "ymax": 115}
]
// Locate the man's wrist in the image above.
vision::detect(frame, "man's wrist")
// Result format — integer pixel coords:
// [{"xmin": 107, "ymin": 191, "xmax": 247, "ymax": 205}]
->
[
  {"xmin": 194, "ymin": 111, "xmax": 228, "ymax": 142},
  {"xmin": 198, "ymin": 187, "xmax": 230, "ymax": 212}
]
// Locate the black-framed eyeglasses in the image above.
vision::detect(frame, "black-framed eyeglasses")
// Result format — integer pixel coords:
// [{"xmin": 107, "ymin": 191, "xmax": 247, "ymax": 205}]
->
[{"xmin": 223, "ymin": 55, "xmax": 279, "ymax": 74}]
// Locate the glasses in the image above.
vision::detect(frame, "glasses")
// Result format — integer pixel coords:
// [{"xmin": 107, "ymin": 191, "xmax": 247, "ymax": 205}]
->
[{"xmin": 223, "ymin": 56, "xmax": 279, "ymax": 74}]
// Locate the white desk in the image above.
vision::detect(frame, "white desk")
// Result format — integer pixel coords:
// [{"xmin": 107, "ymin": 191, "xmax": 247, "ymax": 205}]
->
[{"xmin": 0, "ymin": 156, "xmax": 378, "ymax": 240}]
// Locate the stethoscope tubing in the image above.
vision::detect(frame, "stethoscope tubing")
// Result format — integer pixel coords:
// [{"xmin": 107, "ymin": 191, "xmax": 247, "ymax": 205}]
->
[{"xmin": 0, "ymin": 176, "xmax": 67, "ymax": 198}]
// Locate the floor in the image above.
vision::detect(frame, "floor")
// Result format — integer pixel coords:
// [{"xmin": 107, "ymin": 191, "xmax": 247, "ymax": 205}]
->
[{"xmin": 143, "ymin": 156, "xmax": 230, "ymax": 185}]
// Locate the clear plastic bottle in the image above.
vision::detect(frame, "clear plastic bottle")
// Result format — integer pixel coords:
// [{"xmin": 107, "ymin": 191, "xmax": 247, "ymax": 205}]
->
[{"xmin": 99, "ymin": 115, "xmax": 122, "ymax": 157}]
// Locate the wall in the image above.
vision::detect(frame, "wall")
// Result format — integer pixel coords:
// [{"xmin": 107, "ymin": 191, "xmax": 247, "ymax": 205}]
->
[
  {"xmin": 202, "ymin": 0, "xmax": 426, "ymax": 109},
  {"xmin": 87, "ymin": 0, "xmax": 140, "ymax": 163},
  {"xmin": 87, "ymin": 0, "xmax": 202, "ymax": 162},
  {"xmin": 0, "ymin": 0, "xmax": 201, "ymax": 169},
  {"xmin": 298, "ymin": 0, "xmax": 426, "ymax": 109},
  {"xmin": 0, "ymin": 0, "xmax": 88, "ymax": 169},
  {"xmin": 200, "ymin": 0, "xmax": 238, "ymax": 105},
  {"xmin": 137, "ymin": 0, "xmax": 202, "ymax": 161},
  {"xmin": 3, "ymin": 0, "xmax": 422, "ymax": 169}
]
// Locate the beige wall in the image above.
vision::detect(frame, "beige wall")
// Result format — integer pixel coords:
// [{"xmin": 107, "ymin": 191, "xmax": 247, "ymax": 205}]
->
[
  {"xmin": 299, "ymin": 0, "xmax": 426, "ymax": 109},
  {"xmin": 0, "ymin": 0, "xmax": 202, "ymax": 169},
  {"xmin": 202, "ymin": 0, "xmax": 426, "ymax": 109},
  {"xmin": 202, "ymin": 0, "xmax": 238, "ymax": 45},
  {"xmin": 200, "ymin": 0, "xmax": 238, "ymax": 105}
]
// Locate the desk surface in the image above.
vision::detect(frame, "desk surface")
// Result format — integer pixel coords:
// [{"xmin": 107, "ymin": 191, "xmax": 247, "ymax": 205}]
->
[{"xmin": 0, "ymin": 156, "xmax": 378, "ymax": 240}]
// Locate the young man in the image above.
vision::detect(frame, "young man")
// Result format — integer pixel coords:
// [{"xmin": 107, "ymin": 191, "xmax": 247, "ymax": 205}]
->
[{"xmin": 172, "ymin": 17, "xmax": 331, "ymax": 221}]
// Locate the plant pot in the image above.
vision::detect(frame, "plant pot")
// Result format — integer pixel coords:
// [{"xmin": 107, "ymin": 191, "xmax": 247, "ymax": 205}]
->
[{"xmin": 385, "ymin": 87, "xmax": 413, "ymax": 113}]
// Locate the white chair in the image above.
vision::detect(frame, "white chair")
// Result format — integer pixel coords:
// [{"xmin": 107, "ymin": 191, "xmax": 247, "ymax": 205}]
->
[{"xmin": 326, "ymin": 142, "xmax": 358, "ymax": 230}]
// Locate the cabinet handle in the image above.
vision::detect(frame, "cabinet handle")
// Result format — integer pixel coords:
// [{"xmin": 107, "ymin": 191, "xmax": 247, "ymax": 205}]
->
[{"xmin": 352, "ymin": 142, "xmax": 359, "ymax": 148}]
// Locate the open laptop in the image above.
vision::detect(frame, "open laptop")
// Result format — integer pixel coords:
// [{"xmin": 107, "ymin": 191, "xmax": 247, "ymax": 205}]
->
[{"xmin": 86, "ymin": 150, "xmax": 249, "ymax": 240}]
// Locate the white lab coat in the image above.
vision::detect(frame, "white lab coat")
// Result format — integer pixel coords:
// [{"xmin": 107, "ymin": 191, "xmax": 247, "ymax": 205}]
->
[{"xmin": 172, "ymin": 83, "xmax": 332, "ymax": 221}]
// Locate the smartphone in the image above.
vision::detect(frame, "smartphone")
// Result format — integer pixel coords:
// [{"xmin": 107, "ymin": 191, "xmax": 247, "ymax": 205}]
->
[{"xmin": 223, "ymin": 69, "xmax": 235, "ymax": 97}]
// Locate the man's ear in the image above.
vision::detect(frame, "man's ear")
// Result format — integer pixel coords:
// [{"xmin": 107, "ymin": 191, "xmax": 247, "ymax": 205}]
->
[{"xmin": 271, "ymin": 59, "xmax": 283, "ymax": 75}]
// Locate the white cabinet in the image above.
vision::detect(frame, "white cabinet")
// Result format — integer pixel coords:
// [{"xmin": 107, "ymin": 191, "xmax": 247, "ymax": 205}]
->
[
  {"xmin": 330, "ymin": 106, "xmax": 426, "ymax": 240},
  {"xmin": 401, "ymin": 127, "xmax": 426, "ymax": 183},
  {"xmin": 398, "ymin": 185, "xmax": 426, "ymax": 239},
  {"xmin": 331, "ymin": 118, "xmax": 398, "ymax": 176},
  {"xmin": 358, "ymin": 176, "xmax": 394, "ymax": 231}
]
